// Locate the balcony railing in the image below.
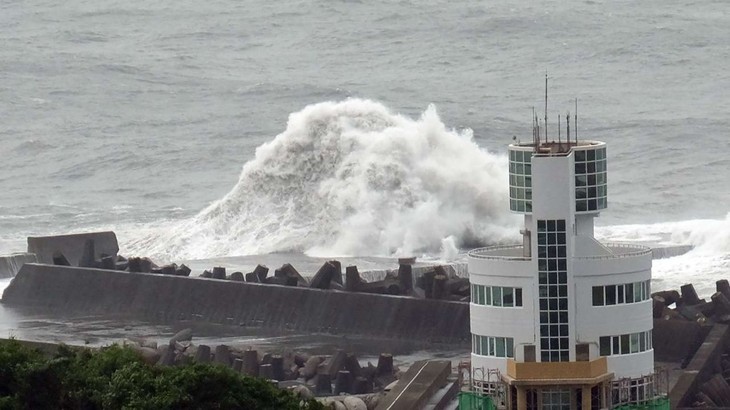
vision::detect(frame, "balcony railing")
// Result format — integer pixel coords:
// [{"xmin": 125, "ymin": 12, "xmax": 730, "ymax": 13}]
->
[
  {"xmin": 468, "ymin": 245, "xmax": 530, "ymax": 261},
  {"xmin": 469, "ymin": 243, "xmax": 650, "ymax": 262},
  {"xmin": 574, "ymin": 243, "xmax": 652, "ymax": 261}
]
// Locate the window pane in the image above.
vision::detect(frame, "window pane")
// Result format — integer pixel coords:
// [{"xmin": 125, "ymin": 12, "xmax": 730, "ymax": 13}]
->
[
  {"xmin": 503, "ymin": 287, "xmax": 514, "ymax": 307},
  {"xmin": 606, "ymin": 285, "xmax": 616, "ymax": 305},
  {"xmin": 481, "ymin": 336, "xmax": 488, "ymax": 355},
  {"xmin": 506, "ymin": 338, "xmax": 514, "ymax": 358},
  {"xmin": 600, "ymin": 336, "xmax": 611, "ymax": 356},
  {"xmin": 617, "ymin": 285, "xmax": 625, "ymax": 304},
  {"xmin": 640, "ymin": 332, "xmax": 646, "ymax": 351},
  {"xmin": 496, "ymin": 337, "xmax": 506, "ymax": 357},
  {"xmin": 485, "ymin": 286, "xmax": 491, "ymax": 305},
  {"xmin": 613, "ymin": 337, "xmax": 619, "ymax": 355},
  {"xmin": 626, "ymin": 283, "xmax": 634, "ymax": 303},
  {"xmin": 493, "ymin": 287, "xmax": 502, "ymax": 307},
  {"xmin": 593, "ymin": 286, "xmax": 604, "ymax": 306},
  {"xmin": 621, "ymin": 335, "xmax": 630, "ymax": 354},
  {"xmin": 631, "ymin": 333, "xmax": 639, "ymax": 353},
  {"xmin": 515, "ymin": 288, "xmax": 523, "ymax": 307},
  {"xmin": 634, "ymin": 282, "xmax": 642, "ymax": 301},
  {"xmin": 489, "ymin": 337, "xmax": 495, "ymax": 356}
]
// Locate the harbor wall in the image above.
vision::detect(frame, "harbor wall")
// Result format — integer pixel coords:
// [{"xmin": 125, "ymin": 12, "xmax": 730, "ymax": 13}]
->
[{"xmin": 2, "ymin": 264, "xmax": 471, "ymax": 344}]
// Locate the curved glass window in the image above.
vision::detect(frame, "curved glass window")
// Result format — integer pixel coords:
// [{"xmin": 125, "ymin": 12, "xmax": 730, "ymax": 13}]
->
[
  {"xmin": 599, "ymin": 330, "xmax": 652, "ymax": 356},
  {"xmin": 592, "ymin": 280, "xmax": 650, "ymax": 306},
  {"xmin": 471, "ymin": 284, "xmax": 523, "ymax": 307},
  {"xmin": 509, "ymin": 149, "xmax": 532, "ymax": 213},
  {"xmin": 472, "ymin": 334, "xmax": 514, "ymax": 358},
  {"xmin": 574, "ymin": 147, "xmax": 607, "ymax": 212}
]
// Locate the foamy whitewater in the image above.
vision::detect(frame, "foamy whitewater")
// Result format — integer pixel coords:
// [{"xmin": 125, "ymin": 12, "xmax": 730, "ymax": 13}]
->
[
  {"xmin": 1, "ymin": 0, "xmax": 729, "ymax": 297},
  {"xmin": 127, "ymin": 100, "xmax": 517, "ymax": 259}
]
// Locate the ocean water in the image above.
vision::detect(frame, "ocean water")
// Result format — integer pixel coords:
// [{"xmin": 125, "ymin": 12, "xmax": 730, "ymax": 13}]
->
[{"xmin": 1, "ymin": 0, "xmax": 729, "ymax": 296}]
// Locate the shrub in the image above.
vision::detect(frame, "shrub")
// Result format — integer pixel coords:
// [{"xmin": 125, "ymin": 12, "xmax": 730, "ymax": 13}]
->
[{"xmin": 0, "ymin": 340, "xmax": 323, "ymax": 410}]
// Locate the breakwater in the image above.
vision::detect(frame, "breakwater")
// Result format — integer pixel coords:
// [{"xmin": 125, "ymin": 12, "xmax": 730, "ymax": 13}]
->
[{"xmin": 2, "ymin": 263, "xmax": 470, "ymax": 344}]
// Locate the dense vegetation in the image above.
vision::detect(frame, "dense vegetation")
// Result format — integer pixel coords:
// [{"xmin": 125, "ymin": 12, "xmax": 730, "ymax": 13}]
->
[{"xmin": 0, "ymin": 339, "xmax": 323, "ymax": 410}]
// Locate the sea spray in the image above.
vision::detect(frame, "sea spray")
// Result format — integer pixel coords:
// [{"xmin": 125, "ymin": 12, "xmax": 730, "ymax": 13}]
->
[
  {"xmin": 127, "ymin": 99, "xmax": 520, "ymax": 260},
  {"xmin": 596, "ymin": 213, "xmax": 730, "ymax": 296}
]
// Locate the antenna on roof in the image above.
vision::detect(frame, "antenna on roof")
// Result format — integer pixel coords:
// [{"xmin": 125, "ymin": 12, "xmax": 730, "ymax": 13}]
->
[
  {"xmin": 532, "ymin": 107, "xmax": 536, "ymax": 147},
  {"xmin": 545, "ymin": 71, "xmax": 548, "ymax": 143},
  {"xmin": 566, "ymin": 112, "xmax": 571, "ymax": 147},
  {"xmin": 574, "ymin": 98, "xmax": 579, "ymax": 144},
  {"xmin": 534, "ymin": 109, "xmax": 540, "ymax": 152},
  {"xmin": 557, "ymin": 114, "xmax": 561, "ymax": 147}
]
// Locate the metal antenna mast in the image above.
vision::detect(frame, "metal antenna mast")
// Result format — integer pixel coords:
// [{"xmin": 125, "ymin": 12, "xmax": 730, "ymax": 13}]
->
[
  {"xmin": 545, "ymin": 72, "xmax": 548, "ymax": 144},
  {"xmin": 575, "ymin": 98, "xmax": 579, "ymax": 144},
  {"xmin": 532, "ymin": 107, "xmax": 538, "ymax": 148}
]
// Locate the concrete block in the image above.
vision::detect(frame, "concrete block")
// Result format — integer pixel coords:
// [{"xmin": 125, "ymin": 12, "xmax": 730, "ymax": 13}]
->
[
  {"xmin": 214, "ymin": 345, "xmax": 231, "ymax": 366},
  {"xmin": 194, "ymin": 345, "xmax": 211, "ymax": 363},
  {"xmin": 228, "ymin": 271, "xmax": 244, "ymax": 281},
  {"xmin": 242, "ymin": 350, "xmax": 259, "ymax": 376},
  {"xmin": 27, "ymin": 231, "xmax": 118, "ymax": 266},
  {"xmin": 681, "ymin": 283, "xmax": 702, "ymax": 306},
  {"xmin": 253, "ymin": 264, "xmax": 269, "ymax": 281},
  {"xmin": 335, "ymin": 370, "xmax": 353, "ymax": 394},
  {"xmin": 311, "ymin": 262, "xmax": 336, "ymax": 289},
  {"xmin": 211, "ymin": 267, "xmax": 226, "ymax": 280},
  {"xmin": 0, "ymin": 253, "xmax": 37, "ymax": 279}
]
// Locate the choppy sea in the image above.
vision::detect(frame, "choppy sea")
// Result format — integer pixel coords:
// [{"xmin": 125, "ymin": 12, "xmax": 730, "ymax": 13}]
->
[{"xmin": 1, "ymin": 0, "xmax": 729, "ymax": 302}]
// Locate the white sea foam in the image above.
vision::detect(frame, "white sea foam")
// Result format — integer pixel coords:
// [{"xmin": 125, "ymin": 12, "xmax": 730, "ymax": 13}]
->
[
  {"xmin": 127, "ymin": 99, "xmax": 519, "ymax": 260},
  {"xmin": 596, "ymin": 213, "xmax": 730, "ymax": 297}
]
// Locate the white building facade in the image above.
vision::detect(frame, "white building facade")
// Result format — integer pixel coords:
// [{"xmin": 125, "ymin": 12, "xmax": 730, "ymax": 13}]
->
[{"xmin": 469, "ymin": 140, "xmax": 657, "ymax": 410}]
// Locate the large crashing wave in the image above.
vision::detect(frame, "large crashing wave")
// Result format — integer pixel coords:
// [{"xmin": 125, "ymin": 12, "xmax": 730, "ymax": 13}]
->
[{"xmin": 129, "ymin": 99, "xmax": 519, "ymax": 260}]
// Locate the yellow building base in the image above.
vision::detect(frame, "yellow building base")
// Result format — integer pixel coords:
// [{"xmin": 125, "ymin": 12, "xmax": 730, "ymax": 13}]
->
[{"xmin": 503, "ymin": 358, "xmax": 614, "ymax": 410}]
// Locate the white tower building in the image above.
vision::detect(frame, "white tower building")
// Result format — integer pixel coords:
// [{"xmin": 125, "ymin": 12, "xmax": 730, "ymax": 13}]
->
[{"xmin": 468, "ymin": 125, "xmax": 659, "ymax": 409}]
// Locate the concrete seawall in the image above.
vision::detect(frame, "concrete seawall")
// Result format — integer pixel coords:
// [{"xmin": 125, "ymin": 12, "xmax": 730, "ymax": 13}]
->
[{"xmin": 2, "ymin": 264, "xmax": 471, "ymax": 343}]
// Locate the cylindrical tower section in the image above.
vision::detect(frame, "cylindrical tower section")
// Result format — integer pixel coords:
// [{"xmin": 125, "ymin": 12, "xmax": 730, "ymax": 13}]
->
[
  {"xmin": 573, "ymin": 245, "xmax": 654, "ymax": 379},
  {"xmin": 571, "ymin": 142, "xmax": 607, "ymax": 213},
  {"xmin": 508, "ymin": 146, "xmax": 535, "ymax": 213},
  {"xmin": 468, "ymin": 247, "xmax": 535, "ymax": 376}
]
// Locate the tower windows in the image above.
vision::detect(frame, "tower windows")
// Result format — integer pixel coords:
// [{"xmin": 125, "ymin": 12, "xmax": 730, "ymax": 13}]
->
[
  {"xmin": 599, "ymin": 331, "xmax": 652, "ymax": 356},
  {"xmin": 509, "ymin": 150, "xmax": 532, "ymax": 213},
  {"xmin": 537, "ymin": 219, "xmax": 569, "ymax": 362},
  {"xmin": 472, "ymin": 334, "xmax": 515, "ymax": 358},
  {"xmin": 471, "ymin": 284, "xmax": 523, "ymax": 307},
  {"xmin": 592, "ymin": 281, "xmax": 651, "ymax": 306},
  {"xmin": 575, "ymin": 147, "xmax": 607, "ymax": 212}
]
